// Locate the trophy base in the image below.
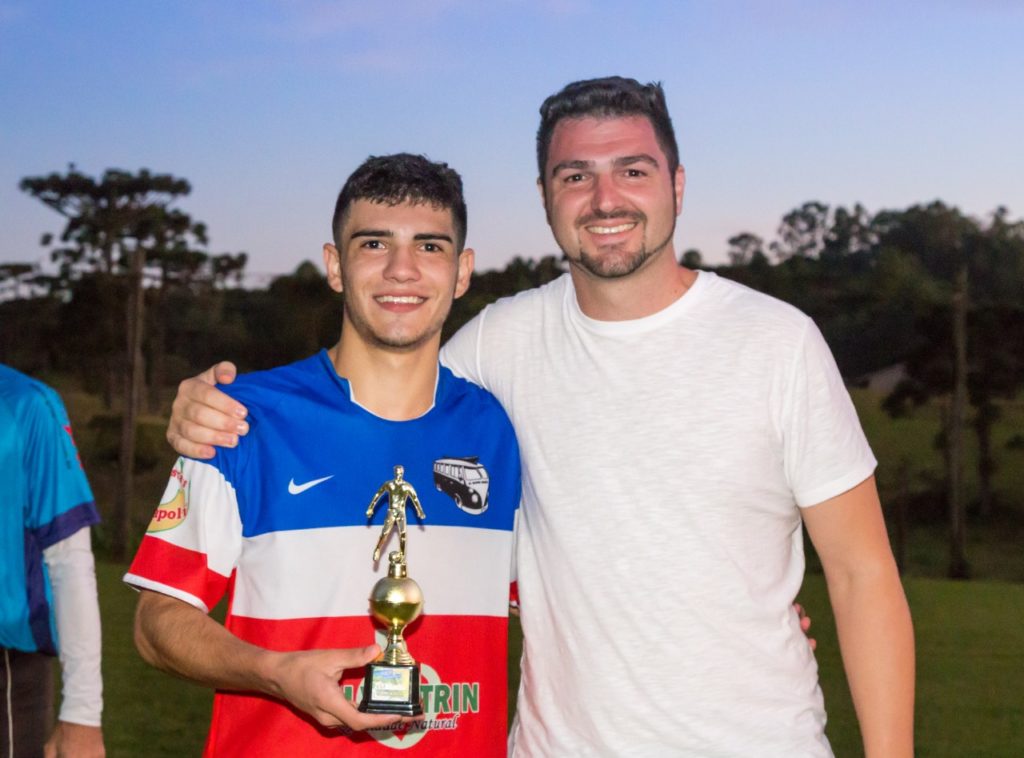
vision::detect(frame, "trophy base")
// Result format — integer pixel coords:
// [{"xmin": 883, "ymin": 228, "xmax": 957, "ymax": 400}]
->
[{"xmin": 357, "ymin": 661, "xmax": 423, "ymax": 716}]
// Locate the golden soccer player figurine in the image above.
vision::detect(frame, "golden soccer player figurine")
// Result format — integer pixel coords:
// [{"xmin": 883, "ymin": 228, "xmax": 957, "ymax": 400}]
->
[{"xmin": 366, "ymin": 465, "xmax": 426, "ymax": 562}]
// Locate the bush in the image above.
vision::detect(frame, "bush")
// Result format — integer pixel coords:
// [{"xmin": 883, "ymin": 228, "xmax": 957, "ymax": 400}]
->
[{"xmin": 86, "ymin": 415, "xmax": 167, "ymax": 471}]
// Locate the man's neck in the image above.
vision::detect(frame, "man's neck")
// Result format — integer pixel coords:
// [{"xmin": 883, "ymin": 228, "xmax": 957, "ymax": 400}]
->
[
  {"xmin": 329, "ymin": 335, "xmax": 441, "ymax": 421},
  {"xmin": 570, "ymin": 246, "xmax": 698, "ymax": 321}
]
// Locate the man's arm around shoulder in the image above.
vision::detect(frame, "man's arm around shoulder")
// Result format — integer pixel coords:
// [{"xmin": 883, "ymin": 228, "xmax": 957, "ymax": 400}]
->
[{"xmin": 166, "ymin": 362, "xmax": 248, "ymax": 459}]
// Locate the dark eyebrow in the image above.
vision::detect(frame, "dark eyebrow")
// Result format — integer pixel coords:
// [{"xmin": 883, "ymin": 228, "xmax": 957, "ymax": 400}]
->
[
  {"xmin": 615, "ymin": 154, "xmax": 660, "ymax": 169},
  {"xmin": 413, "ymin": 233, "xmax": 453, "ymax": 244},
  {"xmin": 349, "ymin": 228, "xmax": 393, "ymax": 239},
  {"xmin": 349, "ymin": 229, "xmax": 453, "ymax": 244},
  {"xmin": 550, "ymin": 159, "xmax": 594, "ymax": 177},
  {"xmin": 550, "ymin": 154, "xmax": 661, "ymax": 178}
]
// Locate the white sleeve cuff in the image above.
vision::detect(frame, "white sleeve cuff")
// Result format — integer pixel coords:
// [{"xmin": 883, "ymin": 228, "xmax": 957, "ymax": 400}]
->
[{"xmin": 42, "ymin": 527, "xmax": 103, "ymax": 726}]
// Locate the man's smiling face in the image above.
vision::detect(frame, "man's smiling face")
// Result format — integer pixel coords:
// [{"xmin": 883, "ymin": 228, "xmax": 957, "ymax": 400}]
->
[
  {"xmin": 325, "ymin": 198, "xmax": 473, "ymax": 353},
  {"xmin": 541, "ymin": 115, "xmax": 684, "ymax": 279}
]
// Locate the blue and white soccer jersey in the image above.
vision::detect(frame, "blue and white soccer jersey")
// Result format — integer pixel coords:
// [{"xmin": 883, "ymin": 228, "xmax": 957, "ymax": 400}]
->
[
  {"xmin": 126, "ymin": 352, "xmax": 521, "ymax": 756},
  {"xmin": 0, "ymin": 365, "xmax": 100, "ymax": 655}
]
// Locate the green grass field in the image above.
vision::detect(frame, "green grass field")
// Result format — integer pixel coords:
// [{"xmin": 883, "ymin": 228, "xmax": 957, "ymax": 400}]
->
[{"xmin": 95, "ymin": 563, "xmax": 1022, "ymax": 756}]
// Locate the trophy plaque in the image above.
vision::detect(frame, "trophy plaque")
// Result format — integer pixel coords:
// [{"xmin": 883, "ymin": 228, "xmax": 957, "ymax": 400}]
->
[{"xmin": 358, "ymin": 465, "xmax": 425, "ymax": 716}]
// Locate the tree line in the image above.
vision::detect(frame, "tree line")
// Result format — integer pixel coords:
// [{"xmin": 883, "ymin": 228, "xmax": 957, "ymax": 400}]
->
[{"xmin": 2, "ymin": 167, "xmax": 1022, "ymax": 575}]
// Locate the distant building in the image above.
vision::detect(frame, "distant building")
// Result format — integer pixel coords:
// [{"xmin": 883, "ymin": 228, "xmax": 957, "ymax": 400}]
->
[{"xmin": 853, "ymin": 364, "xmax": 907, "ymax": 394}]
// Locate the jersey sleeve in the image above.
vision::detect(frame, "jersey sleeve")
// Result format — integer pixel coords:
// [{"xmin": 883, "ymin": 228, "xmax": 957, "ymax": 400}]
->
[
  {"xmin": 22, "ymin": 385, "xmax": 99, "ymax": 547},
  {"xmin": 508, "ymin": 509, "xmax": 520, "ymax": 612},
  {"xmin": 124, "ymin": 456, "xmax": 243, "ymax": 612},
  {"xmin": 781, "ymin": 320, "xmax": 878, "ymax": 507}
]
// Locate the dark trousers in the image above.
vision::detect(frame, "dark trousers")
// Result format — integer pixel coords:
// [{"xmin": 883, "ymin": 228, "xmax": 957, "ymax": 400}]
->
[{"xmin": 1, "ymin": 649, "xmax": 55, "ymax": 758}]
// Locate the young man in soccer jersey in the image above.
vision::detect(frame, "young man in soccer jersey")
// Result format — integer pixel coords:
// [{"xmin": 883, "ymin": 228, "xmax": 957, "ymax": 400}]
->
[
  {"xmin": 126, "ymin": 154, "xmax": 521, "ymax": 756},
  {"xmin": 1, "ymin": 365, "xmax": 105, "ymax": 758},
  {"xmin": 166, "ymin": 78, "xmax": 914, "ymax": 756}
]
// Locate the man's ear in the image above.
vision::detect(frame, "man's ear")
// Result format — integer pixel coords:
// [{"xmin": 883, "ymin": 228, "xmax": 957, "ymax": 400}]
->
[
  {"xmin": 537, "ymin": 177, "xmax": 553, "ymax": 225},
  {"xmin": 454, "ymin": 247, "xmax": 475, "ymax": 299},
  {"xmin": 323, "ymin": 243, "xmax": 344, "ymax": 293},
  {"xmin": 674, "ymin": 164, "xmax": 686, "ymax": 216}
]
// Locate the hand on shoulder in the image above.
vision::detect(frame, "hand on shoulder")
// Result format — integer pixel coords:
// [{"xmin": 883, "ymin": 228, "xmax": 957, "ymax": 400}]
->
[{"xmin": 166, "ymin": 361, "xmax": 248, "ymax": 459}]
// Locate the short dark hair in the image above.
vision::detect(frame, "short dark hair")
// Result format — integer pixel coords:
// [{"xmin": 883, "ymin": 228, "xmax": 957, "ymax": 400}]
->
[
  {"xmin": 536, "ymin": 76, "xmax": 679, "ymax": 183},
  {"xmin": 332, "ymin": 153, "xmax": 468, "ymax": 250}
]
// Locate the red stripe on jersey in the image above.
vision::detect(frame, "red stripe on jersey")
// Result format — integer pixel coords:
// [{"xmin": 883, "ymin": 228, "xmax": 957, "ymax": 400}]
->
[
  {"xmin": 128, "ymin": 535, "xmax": 230, "ymax": 610},
  {"xmin": 203, "ymin": 615, "xmax": 509, "ymax": 757}
]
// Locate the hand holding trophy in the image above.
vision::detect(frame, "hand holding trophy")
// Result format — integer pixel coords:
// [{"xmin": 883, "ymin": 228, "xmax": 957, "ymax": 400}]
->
[{"xmin": 359, "ymin": 465, "xmax": 426, "ymax": 716}]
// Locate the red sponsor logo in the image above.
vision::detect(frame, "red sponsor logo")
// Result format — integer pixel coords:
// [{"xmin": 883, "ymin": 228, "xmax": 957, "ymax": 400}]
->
[
  {"xmin": 147, "ymin": 487, "xmax": 188, "ymax": 533},
  {"xmin": 63, "ymin": 424, "xmax": 84, "ymax": 468},
  {"xmin": 152, "ymin": 505, "xmax": 187, "ymax": 523},
  {"xmin": 170, "ymin": 466, "xmax": 189, "ymax": 489}
]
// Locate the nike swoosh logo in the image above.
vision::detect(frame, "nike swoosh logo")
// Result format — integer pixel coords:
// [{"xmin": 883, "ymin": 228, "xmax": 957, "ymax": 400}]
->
[{"xmin": 288, "ymin": 475, "xmax": 334, "ymax": 495}]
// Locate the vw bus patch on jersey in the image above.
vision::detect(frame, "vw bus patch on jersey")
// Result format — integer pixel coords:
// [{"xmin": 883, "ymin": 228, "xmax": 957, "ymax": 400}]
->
[{"xmin": 432, "ymin": 456, "xmax": 490, "ymax": 514}]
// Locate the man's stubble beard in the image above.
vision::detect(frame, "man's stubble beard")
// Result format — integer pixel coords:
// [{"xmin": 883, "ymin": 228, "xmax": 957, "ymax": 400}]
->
[
  {"xmin": 569, "ymin": 218, "xmax": 676, "ymax": 280},
  {"xmin": 548, "ymin": 186, "xmax": 679, "ymax": 280}
]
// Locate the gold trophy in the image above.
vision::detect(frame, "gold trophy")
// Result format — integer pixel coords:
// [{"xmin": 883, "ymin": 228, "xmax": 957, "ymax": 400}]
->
[{"xmin": 358, "ymin": 465, "xmax": 426, "ymax": 716}]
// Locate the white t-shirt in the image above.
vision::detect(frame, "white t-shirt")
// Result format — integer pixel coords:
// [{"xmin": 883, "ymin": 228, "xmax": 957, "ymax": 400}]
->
[{"xmin": 441, "ymin": 270, "xmax": 876, "ymax": 757}]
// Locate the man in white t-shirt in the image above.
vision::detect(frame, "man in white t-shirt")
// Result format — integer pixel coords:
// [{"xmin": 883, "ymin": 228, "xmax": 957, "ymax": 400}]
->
[{"xmin": 164, "ymin": 77, "xmax": 914, "ymax": 756}]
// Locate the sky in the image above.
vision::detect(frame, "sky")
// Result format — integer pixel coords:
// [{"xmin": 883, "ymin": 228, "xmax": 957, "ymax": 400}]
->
[{"xmin": 1, "ymin": 0, "xmax": 1022, "ymax": 280}]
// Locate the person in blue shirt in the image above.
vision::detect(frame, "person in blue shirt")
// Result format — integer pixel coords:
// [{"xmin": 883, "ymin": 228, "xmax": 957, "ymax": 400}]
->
[{"xmin": 0, "ymin": 365, "xmax": 105, "ymax": 757}]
